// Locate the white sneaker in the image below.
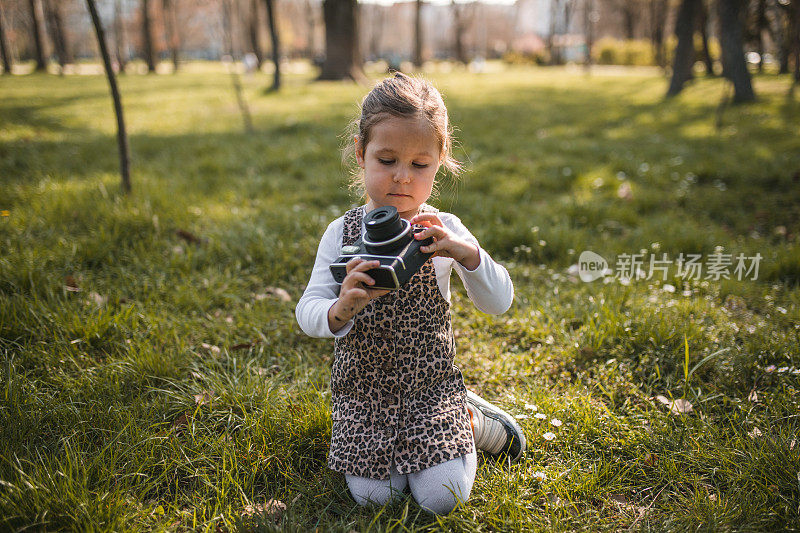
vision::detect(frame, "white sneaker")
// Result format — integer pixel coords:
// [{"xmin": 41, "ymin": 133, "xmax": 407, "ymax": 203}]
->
[{"xmin": 467, "ymin": 389, "xmax": 527, "ymax": 462}]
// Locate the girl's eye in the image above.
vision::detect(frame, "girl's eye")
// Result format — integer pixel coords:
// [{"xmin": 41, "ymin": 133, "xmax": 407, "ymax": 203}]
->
[
  {"xmin": 377, "ymin": 158, "xmax": 428, "ymax": 168},
  {"xmin": 413, "ymin": 163, "xmax": 429, "ymax": 168},
  {"xmin": 378, "ymin": 159, "xmax": 394, "ymax": 165}
]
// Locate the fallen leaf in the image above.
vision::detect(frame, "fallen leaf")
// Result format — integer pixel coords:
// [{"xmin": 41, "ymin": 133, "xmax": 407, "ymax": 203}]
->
[
  {"xmin": 172, "ymin": 411, "xmax": 190, "ymax": 432},
  {"xmin": 176, "ymin": 229, "xmax": 204, "ymax": 245},
  {"xmin": 255, "ymin": 287, "xmax": 292, "ymax": 302},
  {"xmin": 670, "ymin": 398, "xmax": 693, "ymax": 414},
  {"xmin": 200, "ymin": 343, "xmax": 221, "ymax": 355},
  {"xmin": 609, "ymin": 493, "xmax": 628, "ymax": 505},
  {"xmin": 194, "ymin": 390, "xmax": 215, "ymax": 407},
  {"xmin": 231, "ymin": 340, "xmax": 261, "ymax": 351},
  {"xmin": 86, "ymin": 291, "xmax": 107, "ymax": 306},
  {"xmin": 65, "ymin": 274, "xmax": 80, "ymax": 292},
  {"xmin": 241, "ymin": 499, "xmax": 286, "ymax": 523},
  {"xmin": 748, "ymin": 389, "xmax": 758, "ymax": 402},
  {"xmin": 748, "ymin": 427, "xmax": 762, "ymax": 438}
]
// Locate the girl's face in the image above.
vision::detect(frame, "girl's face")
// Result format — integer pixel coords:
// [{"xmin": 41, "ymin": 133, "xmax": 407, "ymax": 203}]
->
[{"xmin": 355, "ymin": 115, "xmax": 442, "ymax": 221}]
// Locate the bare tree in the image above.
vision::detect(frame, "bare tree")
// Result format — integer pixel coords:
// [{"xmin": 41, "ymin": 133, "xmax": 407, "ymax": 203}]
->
[
  {"xmin": 264, "ymin": 0, "xmax": 280, "ymax": 89},
  {"xmin": 222, "ymin": 0, "xmax": 253, "ymax": 131},
  {"xmin": 414, "ymin": 0, "xmax": 422, "ymax": 68},
  {"xmin": 698, "ymin": 0, "xmax": 715, "ymax": 74},
  {"xmin": 43, "ymin": 0, "xmax": 71, "ymax": 72},
  {"xmin": 451, "ymin": 0, "xmax": 469, "ymax": 65},
  {"xmin": 650, "ymin": 0, "xmax": 668, "ymax": 67},
  {"xmin": 141, "ymin": 0, "xmax": 156, "ymax": 72},
  {"xmin": 248, "ymin": 0, "xmax": 263, "ymax": 68},
  {"xmin": 86, "ymin": 0, "xmax": 131, "ymax": 194},
  {"xmin": 318, "ymin": 0, "xmax": 364, "ymax": 81},
  {"xmin": 584, "ymin": 0, "xmax": 595, "ymax": 69},
  {"xmin": 789, "ymin": 0, "xmax": 800, "ymax": 82},
  {"xmin": 0, "ymin": 2, "xmax": 13, "ymax": 74},
  {"xmin": 162, "ymin": 0, "xmax": 180, "ymax": 72},
  {"xmin": 113, "ymin": 0, "xmax": 127, "ymax": 73},
  {"xmin": 27, "ymin": 0, "xmax": 47, "ymax": 71},
  {"xmin": 718, "ymin": 0, "xmax": 755, "ymax": 102},
  {"xmin": 304, "ymin": 0, "xmax": 316, "ymax": 60},
  {"xmin": 667, "ymin": 0, "xmax": 698, "ymax": 96}
]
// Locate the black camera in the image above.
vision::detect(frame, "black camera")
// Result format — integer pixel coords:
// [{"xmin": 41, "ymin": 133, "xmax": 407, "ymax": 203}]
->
[{"xmin": 330, "ymin": 206, "xmax": 435, "ymax": 290}]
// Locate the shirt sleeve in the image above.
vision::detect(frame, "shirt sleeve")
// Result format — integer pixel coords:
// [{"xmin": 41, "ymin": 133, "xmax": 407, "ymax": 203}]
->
[
  {"xmin": 444, "ymin": 213, "xmax": 514, "ymax": 315},
  {"xmin": 295, "ymin": 218, "xmax": 354, "ymax": 338}
]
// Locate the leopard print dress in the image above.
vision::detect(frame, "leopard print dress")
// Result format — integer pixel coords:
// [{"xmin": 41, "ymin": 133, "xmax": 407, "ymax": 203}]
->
[{"xmin": 327, "ymin": 202, "xmax": 476, "ymax": 481}]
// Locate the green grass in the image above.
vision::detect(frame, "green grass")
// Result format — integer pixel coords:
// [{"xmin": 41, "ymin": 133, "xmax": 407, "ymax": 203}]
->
[{"xmin": 1, "ymin": 60, "xmax": 799, "ymax": 531}]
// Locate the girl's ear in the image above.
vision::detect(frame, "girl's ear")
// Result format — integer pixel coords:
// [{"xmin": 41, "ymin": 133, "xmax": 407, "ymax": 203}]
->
[{"xmin": 354, "ymin": 136, "xmax": 365, "ymax": 168}]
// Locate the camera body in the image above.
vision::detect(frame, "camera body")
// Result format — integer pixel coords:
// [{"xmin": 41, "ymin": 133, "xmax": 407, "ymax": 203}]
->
[{"xmin": 330, "ymin": 206, "xmax": 435, "ymax": 290}]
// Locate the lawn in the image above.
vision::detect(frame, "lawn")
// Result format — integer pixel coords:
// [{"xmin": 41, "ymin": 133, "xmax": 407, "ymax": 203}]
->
[{"xmin": 1, "ymin": 61, "xmax": 799, "ymax": 531}]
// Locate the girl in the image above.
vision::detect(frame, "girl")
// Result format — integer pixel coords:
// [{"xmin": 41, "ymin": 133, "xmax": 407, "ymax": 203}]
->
[{"xmin": 295, "ymin": 72, "xmax": 526, "ymax": 516}]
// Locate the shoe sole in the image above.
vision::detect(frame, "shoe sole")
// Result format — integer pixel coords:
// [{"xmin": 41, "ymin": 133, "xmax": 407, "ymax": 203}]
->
[{"xmin": 467, "ymin": 390, "xmax": 527, "ymax": 462}]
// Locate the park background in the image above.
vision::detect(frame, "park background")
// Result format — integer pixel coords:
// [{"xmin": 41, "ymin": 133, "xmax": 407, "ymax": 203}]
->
[{"xmin": 1, "ymin": 0, "xmax": 800, "ymax": 530}]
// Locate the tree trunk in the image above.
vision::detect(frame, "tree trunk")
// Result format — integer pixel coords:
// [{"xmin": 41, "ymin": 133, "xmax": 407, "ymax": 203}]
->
[
  {"xmin": 162, "ymin": 0, "xmax": 180, "ymax": 72},
  {"xmin": 304, "ymin": 0, "xmax": 315, "ymax": 60},
  {"xmin": 318, "ymin": 0, "xmax": 364, "ymax": 81},
  {"xmin": 718, "ymin": 0, "xmax": 755, "ymax": 102},
  {"xmin": 414, "ymin": 0, "xmax": 422, "ymax": 68},
  {"xmin": 264, "ymin": 0, "xmax": 280, "ymax": 89},
  {"xmin": 222, "ymin": 0, "xmax": 254, "ymax": 132},
  {"xmin": 755, "ymin": 0, "xmax": 766, "ymax": 73},
  {"xmin": 548, "ymin": 0, "xmax": 561, "ymax": 64},
  {"xmin": 141, "ymin": 0, "xmax": 156, "ymax": 72},
  {"xmin": 113, "ymin": 0, "xmax": 127, "ymax": 73},
  {"xmin": 43, "ymin": 0, "xmax": 71, "ymax": 71},
  {"xmin": 248, "ymin": 0, "xmax": 263, "ymax": 68},
  {"xmin": 650, "ymin": 0, "xmax": 667, "ymax": 68},
  {"xmin": 621, "ymin": 0, "xmax": 635, "ymax": 39},
  {"xmin": 85, "ymin": 0, "xmax": 131, "ymax": 194},
  {"xmin": 0, "ymin": 3, "xmax": 13, "ymax": 74},
  {"xmin": 698, "ymin": 0, "xmax": 715, "ymax": 75},
  {"xmin": 27, "ymin": 0, "xmax": 47, "ymax": 71},
  {"xmin": 666, "ymin": 0, "xmax": 697, "ymax": 96},
  {"xmin": 584, "ymin": 0, "xmax": 594, "ymax": 69},
  {"xmin": 451, "ymin": 0, "xmax": 467, "ymax": 64},
  {"xmin": 787, "ymin": 0, "xmax": 800, "ymax": 82}
]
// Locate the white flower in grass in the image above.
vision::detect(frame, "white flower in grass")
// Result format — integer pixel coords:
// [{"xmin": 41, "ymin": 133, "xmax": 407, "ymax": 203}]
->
[
  {"xmin": 533, "ymin": 471, "xmax": 547, "ymax": 481},
  {"xmin": 535, "ymin": 413, "xmax": 547, "ymax": 420},
  {"xmin": 543, "ymin": 432, "xmax": 556, "ymax": 441},
  {"xmin": 524, "ymin": 403, "xmax": 538, "ymax": 412},
  {"xmin": 515, "ymin": 414, "xmax": 529, "ymax": 420},
  {"xmin": 550, "ymin": 418, "xmax": 563, "ymax": 427}
]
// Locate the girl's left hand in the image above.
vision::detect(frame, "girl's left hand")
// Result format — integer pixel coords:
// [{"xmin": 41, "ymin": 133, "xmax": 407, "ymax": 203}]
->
[{"xmin": 410, "ymin": 213, "xmax": 480, "ymax": 270}]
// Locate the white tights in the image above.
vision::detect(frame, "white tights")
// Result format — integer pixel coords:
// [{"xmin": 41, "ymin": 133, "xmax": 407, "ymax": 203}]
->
[{"xmin": 345, "ymin": 451, "xmax": 478, "ymax": 515}]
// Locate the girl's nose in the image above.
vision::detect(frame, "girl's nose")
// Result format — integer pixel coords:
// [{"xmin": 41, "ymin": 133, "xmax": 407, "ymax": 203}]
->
[{"xmin": 393, "ymin": 168, "xmax": 411, "ymax": 183}]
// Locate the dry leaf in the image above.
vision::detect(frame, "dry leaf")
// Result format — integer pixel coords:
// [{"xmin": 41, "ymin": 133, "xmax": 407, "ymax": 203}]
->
[
  {"xmin": 748, "ymin": 427, "xmax": 762, "ymax": 438},
  {"xmin": 241, "ymin": 499, "xmax": 286, "ymax": 523},
  {"xmin": 200, "ymin": 343, "xmax": 221, "ymax": 355},
  {"xmin": 65, "ymin": 274, "xmax": 80, "ymax": 292},
  {"xmin": 172, "ymin": 411, "xmax": 190, "ymax": 432},
  {"xmin": 609, "ymin": 493, "xmax": 628, "ymax": 505},
  {"xmin": 255, "ymin": 287, "xmax": 292, "ymax": 302},
  {"xmin": 194, "ymin": 390, "xmax": 215, "ymax": 406},
  {"xmin": 653, "ymin": 395, "xmax": 693, "ymax": 415},
  {"xmin": 86, "ymin": 291, "xmax": 107, "ymax": 306},
  {"xmin": 670, "ymin": 398, "xmax": 693, "ymax": 414},
  {"xmin": 748, "ymin": 389, "xmax": 759, "ymax": 402},
  {"xmin": 231, "ymin": 340, "xmax": 261, "ymax": 351},
  {"xmin": 176, "ymin": 229, "xmax": 204, "ymax": 245}
]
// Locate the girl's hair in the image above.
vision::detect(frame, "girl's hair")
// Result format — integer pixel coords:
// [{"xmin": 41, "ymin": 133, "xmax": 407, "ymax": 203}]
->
[{"xmin": 341, "ymin": 72, "xmax": 464, "ymax": 203}]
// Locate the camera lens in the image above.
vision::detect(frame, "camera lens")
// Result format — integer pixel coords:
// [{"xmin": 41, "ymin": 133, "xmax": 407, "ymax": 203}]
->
[{"xmin": 364, "ymin": 207, "xmax": 404, "ymax": 242}]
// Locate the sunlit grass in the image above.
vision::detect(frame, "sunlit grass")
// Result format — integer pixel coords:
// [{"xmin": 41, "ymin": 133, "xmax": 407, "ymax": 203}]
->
[{"xmin": 1, "ymin": 60, "xmax": 799, "ymax": 530}]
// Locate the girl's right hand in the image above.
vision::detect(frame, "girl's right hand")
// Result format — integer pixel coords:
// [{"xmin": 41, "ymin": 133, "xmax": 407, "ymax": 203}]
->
[{"xmin": 331, "ymin": 257, "xmax": 391, "ymax": 322}]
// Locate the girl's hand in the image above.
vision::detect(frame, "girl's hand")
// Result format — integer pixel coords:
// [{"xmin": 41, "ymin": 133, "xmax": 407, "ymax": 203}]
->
[
  {"xmin": 330, "ymin": 257, "xmax": 391, "ymax": 325},
  {"xmin": 410, "ymin": 213, "xmax": 480, "ymax": 271}
]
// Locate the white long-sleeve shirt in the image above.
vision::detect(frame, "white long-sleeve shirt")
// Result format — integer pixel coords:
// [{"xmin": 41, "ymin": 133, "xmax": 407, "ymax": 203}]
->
[{"xmin": 295, "ymin": 207, "xmax": 514, "ymax": 338}]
